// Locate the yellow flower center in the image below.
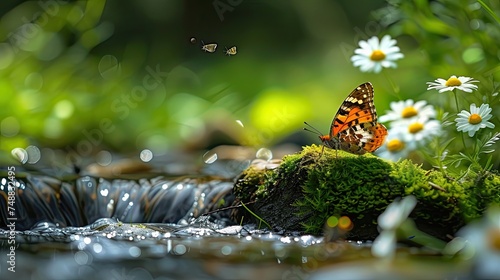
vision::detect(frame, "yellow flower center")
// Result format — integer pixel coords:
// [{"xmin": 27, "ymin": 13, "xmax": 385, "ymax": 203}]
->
[
  {"xmin": 488, "ymin": 228, "xmax": 500, "ymax": 251},
  {"xmin": 468, "ymin": 113, "xmax": 482, "ymax": 125},
  {"xmin": 387, "ymin": 139, "xmax": 404, "ymax": 152},
  {"xmin": 445, "ymin": 77, "xmax": 462, "ymax": 87},
  {"xmin": 401, "ymin": 106, "xmax": 418, "ymax": 118},
  {"xmin": 408, "ymin": 122, "xmax": 424, "ymax": 134},
  {"xmin": 370, "ymin": 50, "xmax": 386, "ymax": 61}
]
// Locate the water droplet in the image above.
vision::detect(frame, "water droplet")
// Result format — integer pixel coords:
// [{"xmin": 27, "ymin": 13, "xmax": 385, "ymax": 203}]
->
[
  {"xmin": 74, "ymin": 251, "xmax": 90, "ymax": 265},
  {"xmin": 469, "ymin": 19, "xmax": 481, "ymax": 30},
  {"xmin": 26, "ymin": 145, "xmax": 41, "ymax": 164},
  {"xmin": 11, "ymin": 148, "xmax": 28, "ymax": 164},
  {"xmin": 140, "ymin": 149, "xmax": 153, "ymax": 162},
  {"xmin": 93, "ymin": 243, "xmax": 103, "ymax": 254},
  {"xmin": 221, "ymin": 245, "xmax": 232, "ymax": 256},
  {"xmin": 235, "ymin": 120, "xmax": 244, "ymax": 127},
  {"xmin": 173, "ymin": 244, "xmax": 187, "ymax": 255},
  {"xmin": 98, "ymin": 54, "xmax": 120, "ymax": 79},
  {"xmin": 203, "ymin": 150, "xmax": 218, "ymax": 164},
  {"xmin": 190, "ymin": 37, "xmax": 196, "ymax": 44},
  {"xmin": 96, "ymin": 150, "xmax": 112, "ymax": 166},
  {"xmin": 129, "ymin": 246, "xmax": 141, "ymax": 257},
  {"xmin": 256, "ymin": 148, "xmax": 272, "ymax": 161},
  {"xmin": 1, "ymin": 116, "xmax": 20, "ymax": 137}
]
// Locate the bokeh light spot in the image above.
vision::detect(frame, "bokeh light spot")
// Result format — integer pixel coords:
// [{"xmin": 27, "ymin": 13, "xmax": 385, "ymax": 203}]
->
[
  {"xmin": 54, "ymin": 100, "xmax": 74, "ymax": 119},
  {"xmin": 129, "ymin": 246, "xmax": 141, "ymax": 257},
  {"xmin": 26, "ymin": 145, "xmax": 41, "ymax": 164},
  {"xmin": 326, "ymin": 216, "xmax": 339, "ymax": 228},
  {"xmin": 96, "ymin": 150, "xmax": 112, "ymax": 166},
  {"xmin": 74, "ymin": 251, "xmax": 90, "ymax": 265},
  {"xmin": 221, "ymin": 245, "xmax": 232, "ymax": 256},
  {"xmin": 25, "ymin": 72, "xmax": 44, "ymax": 91},
  {"xmin": 0, "ymin": 43, "xmax": 14, "ymax": 69},
  {"xmin": 338, "ymin": 216, "xmax": 353, "ymax": 231},
  {"xmin": 11, "ymin": 148, "xmax": 28, "ymax": 164},
  {"xmin": 1, "ymin": 116, "xmax": 20, "ymax": 137},
  {"xmin": 173, "ymin": 244, "xmax": 187, "ymax": 255},
  {"xmin": 98, "ymin": 55, "xmax": 120, "ymax": 79},
  {"xmin": 43, "ymin": 117, "xmax": 63, "ymax": 138},
  {"xmin": 462, "ymin": 47, "xmax": 484, "ymax": 64},
  {"xmin": 37, "ymin": 33, "xmax": 64, "ymax": 61},
  {"xmin": 140, "ymin": 149, "xmax": 153, "ymax": 162}
]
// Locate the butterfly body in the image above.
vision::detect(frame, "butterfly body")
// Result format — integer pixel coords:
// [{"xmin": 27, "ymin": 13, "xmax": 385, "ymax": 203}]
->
[{"xmin": 317, "ymin": 82, "xmax": 387, "ymax": 155}]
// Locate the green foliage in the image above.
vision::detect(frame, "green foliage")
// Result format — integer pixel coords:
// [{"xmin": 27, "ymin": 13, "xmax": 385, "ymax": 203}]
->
[
  {"xmin": 373, "ymin": 0, "xmax": 500, "ymax": 173},
  {"xmin": 379, "ymin": 0, "xmax": 500, "ymax": 75}
]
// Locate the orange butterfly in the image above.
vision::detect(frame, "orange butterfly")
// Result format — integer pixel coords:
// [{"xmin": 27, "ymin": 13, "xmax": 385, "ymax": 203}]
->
[{"xmin": 305, "ymin": 82, "xmax": 387, "ymax": 155}]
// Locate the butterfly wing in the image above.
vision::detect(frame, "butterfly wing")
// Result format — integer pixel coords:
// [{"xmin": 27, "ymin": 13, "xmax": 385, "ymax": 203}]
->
[
  {"xmin": 330, "ymin": 82, "xmax": 377, "ymax": 136},
  {"xmin": 322, "ymin": 82, "xmax": 387, "ymax": 154}
]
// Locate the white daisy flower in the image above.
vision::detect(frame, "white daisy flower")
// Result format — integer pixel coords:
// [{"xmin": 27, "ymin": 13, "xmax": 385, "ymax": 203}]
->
[
  {"xmin": 427, "ymin": 75, "xmax": 479, "ymax": 93},
  {"xmin": 378, "ymin": 195, "xmax": 417, "ymax": 231},
  {"xmin": 393, "ymin": 118, "xmax": 441, "ymax": 143},
  {"xmin": 351, "ymin": 35, "xmax": 404, "ymax": 73},
  {"xmin": 372, "ymin": 195, "xmax": 417, "ymax": 258},
  {"xmin": 453, "ymin": 206, "xmax": 500, "ymax": 279},
  {"xmin": 375, "ymin": 130, "xmax": 416, "ymax": 162},
  {"xmin": 379, "ymin": 99, "xmax": 436, "ymax": 125},
  {"xmin": 455, "ymin": 103, "xmax": 495, "ymax": 137}
]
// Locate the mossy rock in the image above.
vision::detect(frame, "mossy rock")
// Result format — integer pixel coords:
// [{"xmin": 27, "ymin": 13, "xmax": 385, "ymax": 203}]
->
[{"xmin": 232, "ymin": 145, "xmax": 500, "ymax": 240}]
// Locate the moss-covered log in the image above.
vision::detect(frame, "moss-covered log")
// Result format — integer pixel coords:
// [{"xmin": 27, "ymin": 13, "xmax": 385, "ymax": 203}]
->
[{"xmin": 232, "ymin": 145, "xmax": 500, "ymax": 240}]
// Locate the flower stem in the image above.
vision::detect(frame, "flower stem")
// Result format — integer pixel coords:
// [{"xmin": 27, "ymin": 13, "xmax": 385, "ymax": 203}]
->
[
  {"xmin": 478, "ymin": 0, "xmax": 500, "ymax": 25},
  {"xmin": 383, "ymin": 70, "xmax": 400, "ymax": 99},
  {"xmin": 452, "ymin": 90, "xmax": 468, "ymax": 151},
  {"xmin": 452, "ymin": 90, "xmax": 460, "ymax": 112}
]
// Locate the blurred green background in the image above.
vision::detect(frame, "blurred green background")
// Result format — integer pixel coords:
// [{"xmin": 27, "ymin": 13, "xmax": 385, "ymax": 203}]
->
[{"xmin": 0, "ymin": 0, "xmax": 499, "ymax": 171}]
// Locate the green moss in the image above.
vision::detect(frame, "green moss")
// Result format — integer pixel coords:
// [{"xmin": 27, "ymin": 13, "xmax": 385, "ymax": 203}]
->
[
  {"xmin": 295, "ymin": 145, "xmax": 402, "ymax": 236},
  {"xmin": 234, "ymin": 145, "xmax": 500, "ymax": 240},
  {"xmin": 460, "ymin": 170, "xmax": 500, "ymax": 221},
  {"xmin": 233, "ymin": 164, "xmax": 276, "ymax": 202}
]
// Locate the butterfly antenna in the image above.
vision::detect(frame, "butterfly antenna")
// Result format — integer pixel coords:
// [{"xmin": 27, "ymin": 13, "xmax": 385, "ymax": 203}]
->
[{"xmin": 303, "ymin": 121, "xmax": 323, "ymax": 136}]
